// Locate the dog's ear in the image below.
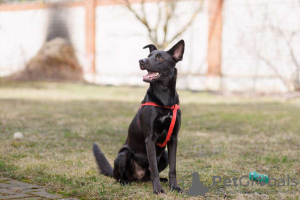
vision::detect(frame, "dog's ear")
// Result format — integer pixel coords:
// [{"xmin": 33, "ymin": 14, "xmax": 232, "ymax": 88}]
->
[
  {"xmin": 167, "ymin": 40, "xmax": 185, "ymax": 62},
  {"xmin": 143, "ymin": 44, "xmax": 157, "ymax": 53}
]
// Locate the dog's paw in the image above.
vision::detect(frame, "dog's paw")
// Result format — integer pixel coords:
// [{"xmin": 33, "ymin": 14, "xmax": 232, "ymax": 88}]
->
[
  {"xmin": 153, "ymin": 188, "xmax": 165, "ymax": 194},
  {"xmin": 159, "ymin": 178, "xmax": 168, "ymax": 182},
  {"xmin": 170, "ymin": 186, "xmax": 183, "ymax": 193}
]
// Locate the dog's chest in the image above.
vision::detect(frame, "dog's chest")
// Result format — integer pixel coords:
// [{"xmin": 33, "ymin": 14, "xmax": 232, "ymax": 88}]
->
[
  {"xmin": 158, "ymin": 112, "xmax": 172, "ymax": 123},
  {"xmin": 153, "ymin": 111, "xmax": 174, "ymax": 140}
]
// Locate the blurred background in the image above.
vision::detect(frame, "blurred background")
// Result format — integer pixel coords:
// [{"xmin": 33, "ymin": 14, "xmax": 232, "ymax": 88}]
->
[
  {"xmin": 1, "ymin": 1, "xmax": 300, "ymax": 199},
  {"xmin": 0, "ymin": 0, "xmax": 300, "ymax": 93}
]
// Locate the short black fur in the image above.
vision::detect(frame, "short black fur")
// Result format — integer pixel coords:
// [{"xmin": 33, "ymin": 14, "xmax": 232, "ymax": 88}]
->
[{"xmin": 93, "ymin": 40, "xmax": 185, "ymax": 194}]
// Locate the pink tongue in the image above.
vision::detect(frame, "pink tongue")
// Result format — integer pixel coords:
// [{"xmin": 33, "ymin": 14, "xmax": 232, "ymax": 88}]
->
[{"xmin": 143, "ymin": 71, "xmax": 157, "ymax": 79}]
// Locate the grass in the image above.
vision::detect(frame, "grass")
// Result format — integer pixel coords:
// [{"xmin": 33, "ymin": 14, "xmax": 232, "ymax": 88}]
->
[{"xmin": 0, "ymin": 81, "xmax": 299, "ymax": 199}]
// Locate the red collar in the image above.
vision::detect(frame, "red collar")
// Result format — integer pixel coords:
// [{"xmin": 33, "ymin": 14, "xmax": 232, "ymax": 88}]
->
[{"xmin": 139, "ymin": 102, "xmax": 180, "ymax": 147}]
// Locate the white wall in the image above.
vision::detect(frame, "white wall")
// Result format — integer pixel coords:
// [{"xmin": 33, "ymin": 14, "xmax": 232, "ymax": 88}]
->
[
  {"xmin": 93, "ymin": 1, "xmax": 208, "ymax": 88},
  {"xmin": 0, "ymin": 6, "xmax": 85, "ymax": 76},
  {"xmin": 1, "ymin": 0, "xmax": 299, "ymax": 92},
  {"xmin": 222, "ymin": 0, "xmax": 300, "ymax": 92},
  {"xmin": 0, "ymin": 9, "xmax": 48, "ymax": 76}
]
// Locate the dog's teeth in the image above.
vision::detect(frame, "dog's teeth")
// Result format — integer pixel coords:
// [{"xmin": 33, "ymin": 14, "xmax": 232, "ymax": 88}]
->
[
  {"xmin": 148, "ymin": 76, "xmax": 150, "ymax": 79},
  {"xmin": 155, "ymin": 72, "xmax": 159, "ymax": 77}
]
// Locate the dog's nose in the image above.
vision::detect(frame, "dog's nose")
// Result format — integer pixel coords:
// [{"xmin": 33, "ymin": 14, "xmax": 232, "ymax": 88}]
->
[{"xmin": 139, "ymin": 59, "xmax": 147, "ymax": 65}]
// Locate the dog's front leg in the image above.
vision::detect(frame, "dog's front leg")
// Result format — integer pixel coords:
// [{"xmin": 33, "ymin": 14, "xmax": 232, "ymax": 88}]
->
[
  {"xmin": 145, "ymin": 137, "xmax": 164, "ymax": 194},
  {"xmin": 167, "ymin": 137, "xmax": 182, "ymax": 192}
]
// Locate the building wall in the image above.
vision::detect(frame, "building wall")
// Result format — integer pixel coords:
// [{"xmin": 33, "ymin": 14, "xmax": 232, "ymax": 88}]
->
[
  {"xmin": 0, "ymin": 5, "xmax": 86, "ymax": 75},
  {"xmin": 222, "ymin": 0, "xmax": 300, "ymax": 92},
  {"xmin": 0, "ymin": 0, "xmax": 299, "ymax": 92},
  {"xmin": 93, "ymin": 1, "xmax": 208, "ymax": 88}
]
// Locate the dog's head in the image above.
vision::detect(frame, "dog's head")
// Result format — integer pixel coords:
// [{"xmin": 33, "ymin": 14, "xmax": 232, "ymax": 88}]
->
[{"xmin": 139, "ymin": 40, "xmax": 185, "ymax": 83}]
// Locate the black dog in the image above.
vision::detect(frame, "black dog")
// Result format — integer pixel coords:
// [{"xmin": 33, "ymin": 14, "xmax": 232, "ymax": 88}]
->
[{"xmin": 93, "ymin": 40, "xmax": 184, "ymax": 194}]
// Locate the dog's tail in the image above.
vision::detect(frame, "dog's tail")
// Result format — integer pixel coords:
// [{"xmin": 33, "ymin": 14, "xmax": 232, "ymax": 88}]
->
[{"xmin": 93, "ymin": 143, "xmax": 113, "ymax": 177}]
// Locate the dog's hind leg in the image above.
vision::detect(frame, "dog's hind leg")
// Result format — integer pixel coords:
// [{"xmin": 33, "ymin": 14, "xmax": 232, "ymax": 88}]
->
[
  {"xmin": 113, "ymin": 149, "xmax": 134, "ymax": 185},
  {"xmin": 158, "ymin": 150, "xmax": 168, "ymax": 182}
]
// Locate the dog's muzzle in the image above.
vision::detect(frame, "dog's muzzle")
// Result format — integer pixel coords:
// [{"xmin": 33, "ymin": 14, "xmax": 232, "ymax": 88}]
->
[
  {"xmin": 139, "ymin": 59, "xmax": 148, "ymax": 70},
  {"xmin": 139, "ymin": 59, "xmax": 161, "ymax": 82}
]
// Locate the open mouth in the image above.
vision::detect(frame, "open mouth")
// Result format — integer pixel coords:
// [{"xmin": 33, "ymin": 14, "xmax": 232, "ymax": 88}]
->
[{"xmin": 143, "ymin": 71, "xmax": 161, "ymax": 81}]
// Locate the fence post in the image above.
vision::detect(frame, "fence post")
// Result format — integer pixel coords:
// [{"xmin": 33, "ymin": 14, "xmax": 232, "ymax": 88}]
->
[
  {"xmin": 207, "ymin": 0, "xmax": 223, "ymax": 76},
  {"xmin": 85, "ymin": 0, "xmax": 96, "ymax": 75}
]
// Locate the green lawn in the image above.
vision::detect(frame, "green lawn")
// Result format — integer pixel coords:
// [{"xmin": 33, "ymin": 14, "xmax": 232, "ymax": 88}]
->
[{"xmin": 0, "ymin": 81, "xmax": 299, "ymax": 199}]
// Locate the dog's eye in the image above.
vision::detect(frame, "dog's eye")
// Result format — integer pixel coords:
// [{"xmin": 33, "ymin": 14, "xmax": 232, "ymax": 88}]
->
[{"xmin": 157, "ymin": 55, "xmax": 163, "ymax": 61}]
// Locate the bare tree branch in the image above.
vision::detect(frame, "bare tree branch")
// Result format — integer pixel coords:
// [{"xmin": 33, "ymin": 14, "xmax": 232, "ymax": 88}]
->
[
  {"xmin": 154, "ymin": 0, "xmax": 163, "ymax": 38},
  {"xmin": 287, "ymin": 35, "xmax": 300, "ymax": 89},
  {"xmin": 124, "ymin": 0, "xmax": 157, "ymax": 46},
  {"xmin": 152, "ymin": 0, "xmax": 162, "ymax": 45},
  {"xmin": 268, "ymin": 24, "xmax": 300, "ymax": 90},
  {"xmin": 257, "ymin": 53, "xmax": 294, "ymax": 91},
  {"xmin": 162, "ymin": 0, "xmax": 177, "ymax": 46},
  {"xmin": 269, "ymin": 25, "xmax": 300, "ymax": 69},
  {"xmin": 248, "ymin": 5, "xmax": 300, "ymax": 91},
  {"xmin": 163, "ymin": 0, "xmax": 204, "ymax": 49},
  {"xmin": 287, "ymin": 34, "xmax": 300, "ymax": 71},
  {"xmin": 123, "ymin": 0, "xmax": 204, "ymax": 49},
  {"xmin": 140, "ymin": 0, "xmax": 156, "ymax": 43}
]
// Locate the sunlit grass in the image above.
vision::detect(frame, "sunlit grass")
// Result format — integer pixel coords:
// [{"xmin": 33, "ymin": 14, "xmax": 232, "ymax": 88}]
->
[{"xmin": 0, "ymin": 81, "xmax": 299, "ymax": 199}]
